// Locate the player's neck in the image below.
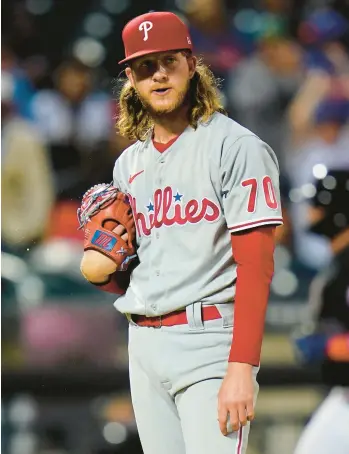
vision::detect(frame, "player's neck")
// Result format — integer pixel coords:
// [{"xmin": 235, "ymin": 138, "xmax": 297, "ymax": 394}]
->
[{"xmin": 152, "ymin": 105, "xmax": 190, "ymax": 143}]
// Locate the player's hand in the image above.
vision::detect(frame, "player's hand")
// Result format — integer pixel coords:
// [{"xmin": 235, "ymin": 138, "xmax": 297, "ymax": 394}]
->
[
  {"xmin": 217, "ymin": 363, "xmax": 255, "ymax": 436},
  {"xmin": 81, "ymin": 224, "xmax": 129, "ymax": 283}
]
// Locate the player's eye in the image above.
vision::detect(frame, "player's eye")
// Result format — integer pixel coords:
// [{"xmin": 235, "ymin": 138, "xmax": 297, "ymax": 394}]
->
[
  {"xmin": 140, "ymin": 60, "xmax": 153, "ymax": 69},
  {"xmin": 164, "ymin": 56, "xmax": 176, "ymax": 65}
]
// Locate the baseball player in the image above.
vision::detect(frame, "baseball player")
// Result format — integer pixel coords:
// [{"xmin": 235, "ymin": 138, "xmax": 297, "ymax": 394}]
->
[{"xmin": 80, "ymin": 11, "xmax": 283, "ymax": 454}]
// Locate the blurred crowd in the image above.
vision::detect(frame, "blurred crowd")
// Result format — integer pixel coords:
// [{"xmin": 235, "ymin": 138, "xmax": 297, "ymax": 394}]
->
[
  {"xmin": 2, "ymin": 0, "xmax": 349, "ymax": 258},
  {"xmin": 1, "ymin": 0, "xmax": 349, "ymax": 364}
]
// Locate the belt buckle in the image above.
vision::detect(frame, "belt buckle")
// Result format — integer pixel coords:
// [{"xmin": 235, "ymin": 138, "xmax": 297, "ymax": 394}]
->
[{"xmin": 153, "ymin": 315, "xmax": 162, "ymax": 329}]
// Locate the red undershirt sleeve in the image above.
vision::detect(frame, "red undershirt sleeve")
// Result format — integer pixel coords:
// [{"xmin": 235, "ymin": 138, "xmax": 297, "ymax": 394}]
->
[
  {"xmin": 91, "ymin": 269, "xmax": 131, "ymax": 295},
  {"xmin": 229, "ymin": 226, "xmax": 276, "ymax": 366}
]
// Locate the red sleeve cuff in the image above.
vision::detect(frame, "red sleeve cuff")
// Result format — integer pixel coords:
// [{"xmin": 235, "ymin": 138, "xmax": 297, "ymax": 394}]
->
[
  {"xmin": 229, "ymin": 226, "xmax": 276, "ymax": 365},
  {"xmin": 92, "ymin": 270, "xmax": 131, "ymax": 295}
]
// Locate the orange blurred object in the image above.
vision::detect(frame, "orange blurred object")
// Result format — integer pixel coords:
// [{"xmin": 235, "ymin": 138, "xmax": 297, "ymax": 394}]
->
[
  {"xmin": 46, "ymin": 201, "xmax": 84, "ymax": 242},
  {"xmin": 326, "ymin": 334, "xmax": 349, "ymax": 362}
]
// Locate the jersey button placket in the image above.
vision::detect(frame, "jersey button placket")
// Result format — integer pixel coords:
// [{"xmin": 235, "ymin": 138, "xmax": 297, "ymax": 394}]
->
[
  {"xmin": 151, "ymin": 154, "xmax": 163, "ymax": 294},
  {"xmin": 156, "ymin": 156, "xmax": 165, "ymax": 186},
  {"xmin": 152, "ymin": 155, "xmax": 163, "ymax": 241}
]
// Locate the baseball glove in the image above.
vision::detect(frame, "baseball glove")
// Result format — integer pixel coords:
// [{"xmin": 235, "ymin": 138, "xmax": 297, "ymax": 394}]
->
[{"xmin": 77, "ymin": 183, "xmax": 137, "ymax": 271}]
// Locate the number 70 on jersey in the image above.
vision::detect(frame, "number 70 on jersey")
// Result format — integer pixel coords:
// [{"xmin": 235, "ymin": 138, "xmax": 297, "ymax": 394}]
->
[{"xmin": 242, "ymin": 176, "xmax": 278, "ymax": 212}]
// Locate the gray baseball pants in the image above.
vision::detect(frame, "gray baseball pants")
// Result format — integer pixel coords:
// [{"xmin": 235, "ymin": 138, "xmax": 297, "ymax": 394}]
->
[{"xmin": 128, "ymin": 302, "xmax": 259, "ymax": 454}]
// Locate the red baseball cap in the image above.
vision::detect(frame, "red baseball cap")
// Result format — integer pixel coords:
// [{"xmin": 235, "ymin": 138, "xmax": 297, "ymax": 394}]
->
[{"xmin": 119, "ymin": 11, "xmax": 192, "ymax": 64}]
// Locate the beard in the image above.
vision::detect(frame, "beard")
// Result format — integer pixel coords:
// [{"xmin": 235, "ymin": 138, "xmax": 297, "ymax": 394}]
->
[{"xmin": 135, "ymin": 80, "xmax": 190, "ymax": 118}]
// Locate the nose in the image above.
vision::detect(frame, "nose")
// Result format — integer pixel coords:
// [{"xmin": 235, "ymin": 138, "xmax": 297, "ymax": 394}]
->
[{"xmin": 152, "ymin": 63, "xmax": 168, "ymax": 82}]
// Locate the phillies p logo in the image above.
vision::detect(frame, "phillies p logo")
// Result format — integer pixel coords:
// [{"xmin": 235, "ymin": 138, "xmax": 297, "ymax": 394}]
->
[{"xmin": 139, "ymin": 21, "xmax": 153, "ymax": 41}]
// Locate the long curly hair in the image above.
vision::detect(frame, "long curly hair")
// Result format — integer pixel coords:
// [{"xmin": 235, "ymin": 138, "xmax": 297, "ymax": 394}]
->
[{"xmin": 116, "ymin": 56, "xmax": 227, "ymax": 141}]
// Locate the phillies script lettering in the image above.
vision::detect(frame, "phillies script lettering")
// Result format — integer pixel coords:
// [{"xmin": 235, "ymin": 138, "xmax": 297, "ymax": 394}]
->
[{"xmin": 129, "ymin": 186, "xmax": 220, "ymax": 237}]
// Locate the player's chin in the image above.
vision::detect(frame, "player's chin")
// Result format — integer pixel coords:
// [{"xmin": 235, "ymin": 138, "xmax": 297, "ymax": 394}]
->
[{"xmin": 150, "ymin": 101, "xmax": 179, "ymax": 115}]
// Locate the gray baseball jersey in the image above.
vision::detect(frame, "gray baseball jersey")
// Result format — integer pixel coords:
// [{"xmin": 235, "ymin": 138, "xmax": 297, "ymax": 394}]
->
[{"xmin": 113, "ymin": 112, "xmax": 283, "ymax": 316}]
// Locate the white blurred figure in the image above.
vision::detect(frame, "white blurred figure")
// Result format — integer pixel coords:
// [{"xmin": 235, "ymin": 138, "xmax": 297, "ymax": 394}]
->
[
  {"xmin": 1, "ymin": 70, "xmax": 55, "ymax": 252},
  {"xmin": 294, "ymin": 388, "xmax": 349, "ymax": 454}
]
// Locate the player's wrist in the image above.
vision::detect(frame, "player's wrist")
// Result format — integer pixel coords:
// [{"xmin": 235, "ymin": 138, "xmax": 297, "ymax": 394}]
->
[{"xmin": 227, "ymin": 362, "xmax": 253, "ymax": 374}]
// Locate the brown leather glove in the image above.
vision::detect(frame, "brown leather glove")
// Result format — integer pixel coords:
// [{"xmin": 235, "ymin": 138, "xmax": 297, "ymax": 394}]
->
[{"xmin": 78, "ymin": 183, "xmax": 137, "ymax": 271}]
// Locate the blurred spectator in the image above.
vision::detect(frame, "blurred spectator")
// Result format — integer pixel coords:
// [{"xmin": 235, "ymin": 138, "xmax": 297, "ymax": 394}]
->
[
  {"xmin": 284, "ymin": 7, "xmax": 349, "ymax": 269},
  {"xmin": 287, "ymin": 96, "xmax": 349, "ymax": 270},
  {"xmin": 31, "ymin": 59, "xmax": 112, "ymax": 150},
  {"xmin": 227, "ymin": 35, "xmax": 304, "ymax": 165},
  {"xmin": 298, "ymin": 8, "xmax": 349, "ymax": 78},
  {"xmin": 1, "ymin": 70, "xmax": 54, "ymax": 253},
  {"xmin": 31, "ymin": 59, "xmax": 116, "ymax": 240},
  {"xmin": 290, "ymin": 8, "xmax": 349, "ymax": 146},
  {"xmin": 1, "ymin": 42, "xmax": 37, "ymax": 120},
  {"xmin": 184, "ymin": 0, "xmax": 242, "ymax": 84}
]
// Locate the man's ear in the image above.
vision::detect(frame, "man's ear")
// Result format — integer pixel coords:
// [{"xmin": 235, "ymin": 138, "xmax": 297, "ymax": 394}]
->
[
  {"xmin": 188, "ymin": 55, "xmax": 197, "ymax": 79},
  {"xmin": 125, "ymin": 67, "xmax": 135, "ymax": 87}
]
